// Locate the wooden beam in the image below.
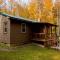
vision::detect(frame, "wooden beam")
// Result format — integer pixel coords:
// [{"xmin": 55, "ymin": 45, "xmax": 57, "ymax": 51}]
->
[{"xmin": 44, "ymin": 25, "xmax": 47, "ymax": 47}]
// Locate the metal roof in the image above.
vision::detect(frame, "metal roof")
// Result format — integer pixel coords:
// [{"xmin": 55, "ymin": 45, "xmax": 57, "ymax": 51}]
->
[
  {"xmin": 0, "ymin": 12, "xmax": 57, "ymax": 26},
  {"xmin": 0, "ymin": 12, "xmax": 40, "ymax": 23}
]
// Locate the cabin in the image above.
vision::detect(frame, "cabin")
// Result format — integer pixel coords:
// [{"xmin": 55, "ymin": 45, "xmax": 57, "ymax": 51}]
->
[{"xmin": 0, "ymin": 13, "xmax": 58, "ymax": 47}]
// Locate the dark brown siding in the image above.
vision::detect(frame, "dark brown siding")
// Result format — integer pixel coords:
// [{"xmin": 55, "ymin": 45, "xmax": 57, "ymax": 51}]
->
[{"xmin": 10, "ymin": 20, "xmax": 32, "ymax": 46}]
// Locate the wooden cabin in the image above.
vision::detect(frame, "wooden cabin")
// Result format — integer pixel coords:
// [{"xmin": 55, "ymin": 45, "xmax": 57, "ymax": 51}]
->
[{"xmin": 0, "ymin": 13, "xmax": 58, "ymax": 47}]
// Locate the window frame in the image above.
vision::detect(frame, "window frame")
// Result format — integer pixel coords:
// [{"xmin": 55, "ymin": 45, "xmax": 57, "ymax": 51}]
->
[
  {"xmin": 3, "ymin": 22, "xmax": 8, "ymax": 33},
  {"xmin": 21, "ymin": 23, "xmax": 26, "ymax": 33}
]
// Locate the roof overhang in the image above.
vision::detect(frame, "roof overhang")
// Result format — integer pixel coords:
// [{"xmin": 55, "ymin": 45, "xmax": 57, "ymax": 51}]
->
[
  {"xmin": 0, "ymin": 12, "xmax": 39, "ymax": 23},
  {"xmin": 0, "ymin": 12, "xmax": 58, "ymax": 27}
]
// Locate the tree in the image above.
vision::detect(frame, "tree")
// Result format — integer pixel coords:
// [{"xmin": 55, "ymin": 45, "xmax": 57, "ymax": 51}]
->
[{"xmin": 27, "ymin": 0, "xmax": 38, "ymax": 20}]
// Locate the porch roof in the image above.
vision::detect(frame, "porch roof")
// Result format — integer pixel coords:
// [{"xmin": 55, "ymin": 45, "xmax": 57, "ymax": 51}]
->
[
  {"xmin": 36, "ymin": 23, "xmax": 58, "ymax": 27},
  {"xmin": 0, "ymin": 13, "xmax": 57, "ymax": 27}
]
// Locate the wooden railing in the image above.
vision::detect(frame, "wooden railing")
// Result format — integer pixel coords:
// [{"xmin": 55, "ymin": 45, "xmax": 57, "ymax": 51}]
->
[
  {"xmin": 32, "ymin": 33, "xmax": 46, "ymax": 41},
  {"xmin": 32, "ymin": 33, "xmax": 57, "ymax": 42},
  {"xmin": 47, "ymin": 33, "xmax": 57, "ymax": 40},
  {"xmin": 32, "ymin": 33, "xmax": 57, "ymax": 46}
]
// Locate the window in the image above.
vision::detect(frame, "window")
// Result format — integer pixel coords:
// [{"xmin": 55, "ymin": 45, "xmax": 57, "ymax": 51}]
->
[
  {"xmin": 4, "ymin": 22, "xmax": 8, "ymax": 33},
  {"xmin": 21, "ymin": 23, "xmax": 26, "ymax": 33}
]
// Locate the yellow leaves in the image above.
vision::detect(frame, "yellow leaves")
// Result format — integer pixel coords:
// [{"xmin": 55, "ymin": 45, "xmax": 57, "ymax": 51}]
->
[
  {"xmin": 44, "ymin": 0, "xmax": 53, "ymax": 10},
  {"xmin": 0, "ymin": 0, "xmax": 56, "ymax": 24},
  {"xmin": 40, "ymin": 0, "xmax": 56, "ymax": 24},
  {"xmin": 41, "ymin": 7, "xmax": 55, "ymax": 24},
  {"xmin": 17, "ymin": 4, "xmax": 29, "ymax": 18},
  {"xmin": 55, "ymin": 2, "xmax": 60, "ymax": 8},
  {"xmin": 28, "ymin": 0, "xmax": 55, "ymax": 24},
  {"xmin": 0, "ymin": 0, "xmax": 3, "ymax": 5},
  {"xmin": 28, "ymin": 2, "xmax": 37, "ymax": 20}
]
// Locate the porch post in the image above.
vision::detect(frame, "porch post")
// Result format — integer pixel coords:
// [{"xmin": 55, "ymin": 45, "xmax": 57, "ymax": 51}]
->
[
  {"xmin": 49, "ymin": 26, "xmax": 52, "ymax": 46},
  {"xmin": 55, "ymin": 26, "xmax": 56, "ymax": 36},
  {"xmin": 55, "ymin": 26, "xmax": 58, "ymax": 46},
  {"xmin": 51, "ymin": 26, "xmax": 52, "ymax": 36},
  {"xmin": 44, "ymin": 25, "xmax": 47, "ymax": 46}
]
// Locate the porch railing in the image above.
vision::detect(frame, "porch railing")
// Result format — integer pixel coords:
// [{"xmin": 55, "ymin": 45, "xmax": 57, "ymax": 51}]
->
[
  {"xmin": 32, "ymin": 33, "xmax": 57, "ymax": 46},
  {"xmin": 33, "ymin": 33, "xmax": 57, "ymax": 39},
  {"xmin": 32, "ymin": 33, "xmax": 46, "ymax": 41},
  {"xmin": 34, "ymin": 33, "xmax": 45, "ymax": 38}
]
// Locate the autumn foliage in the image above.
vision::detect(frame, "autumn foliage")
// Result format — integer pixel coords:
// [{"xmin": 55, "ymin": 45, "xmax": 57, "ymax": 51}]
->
[{"xmin": 0, "ymin": 0, "xmax": 56, "ymax": 24}]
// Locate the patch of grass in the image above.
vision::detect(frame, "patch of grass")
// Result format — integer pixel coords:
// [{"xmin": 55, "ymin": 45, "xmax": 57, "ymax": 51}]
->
[
  {"xmin": 0, "ymin": 43, "xmax": 10, "ymax": 49},
  {"xmin": 0, "ymin": 43, "xmax": 60, "ymax": 60}
]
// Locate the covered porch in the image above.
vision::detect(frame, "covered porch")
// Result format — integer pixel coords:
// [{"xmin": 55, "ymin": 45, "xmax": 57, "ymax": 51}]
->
[{"xmin": 32, "ymin": 23, "xmax": 57, "ymax": 47}]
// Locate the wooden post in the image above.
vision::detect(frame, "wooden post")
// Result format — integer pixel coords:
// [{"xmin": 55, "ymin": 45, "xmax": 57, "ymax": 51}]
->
[
  {"xmin": 44, "ymin": 25, "xmax": 47, "ymax": 47},
  {"xmin": 54, "ymin": 26, "xmax": 56, "ymax": 39},
  {"xmin": 55, "ymin": 26, "xmax": 57, "ymax": 46},
  {"xmin": 50, "ymin": 26, "xmax": 52, "ymax": 46},
  {"xmin": 46, "ymin": 25, "xmax": 51, "ymax": 47},
  {"xmin": 51, "ymin": 26, "xmax": 52, "ymax": 37}
]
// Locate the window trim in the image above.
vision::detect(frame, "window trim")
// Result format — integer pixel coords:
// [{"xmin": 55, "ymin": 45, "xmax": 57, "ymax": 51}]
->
[
  {"xmin": 21, "ymin": 23, "xmax": 26, "ymax": 33},
  {"xmin": 3, "ymin": 22, "xmax": 8, "ymax": 34}
]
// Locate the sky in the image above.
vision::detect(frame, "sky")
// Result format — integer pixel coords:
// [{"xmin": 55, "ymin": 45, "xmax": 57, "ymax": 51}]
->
[
  {"xmin": 52, "ymin": 0, "xmax": 56, "ymax": 3},
  {"xmin": 0, "ymin": 0, "xmax": 56, "ymax": 6},
  {"xmin": 20, "ymin": 0, "xmax": 31, "ymax": 6},
  {"xmin": 0, "ymin": 0, "xmax": 56, "ymax": 9},
  {"xmin": 21, "ymin": 0, "xmax": 56, "ymax": 4},
  {"xmin": 21, "ymin": 0, "xmax": 56, "ymax": 6},
  {"xmin": 0, "ymin": 0, "xmax": 31, "ymax": 9},
  {"xmin": 21, "ymin": 0, "xmax": 30, "ymax": 4}
]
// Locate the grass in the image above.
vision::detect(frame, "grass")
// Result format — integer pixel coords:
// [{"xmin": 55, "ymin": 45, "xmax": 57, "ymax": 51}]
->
[{"xmin": 0, "ymin": 43, "xmax": 60, "ymax": 60}]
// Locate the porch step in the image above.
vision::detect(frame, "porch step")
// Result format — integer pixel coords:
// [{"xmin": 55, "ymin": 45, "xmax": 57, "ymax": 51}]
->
[
  {"xmin": 32, "ymin": 39, "xmax": 46, "ymax": 42},
  {"xmin": 51, "ymin": 45, "xmax": 60, "ymax": 50}
]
